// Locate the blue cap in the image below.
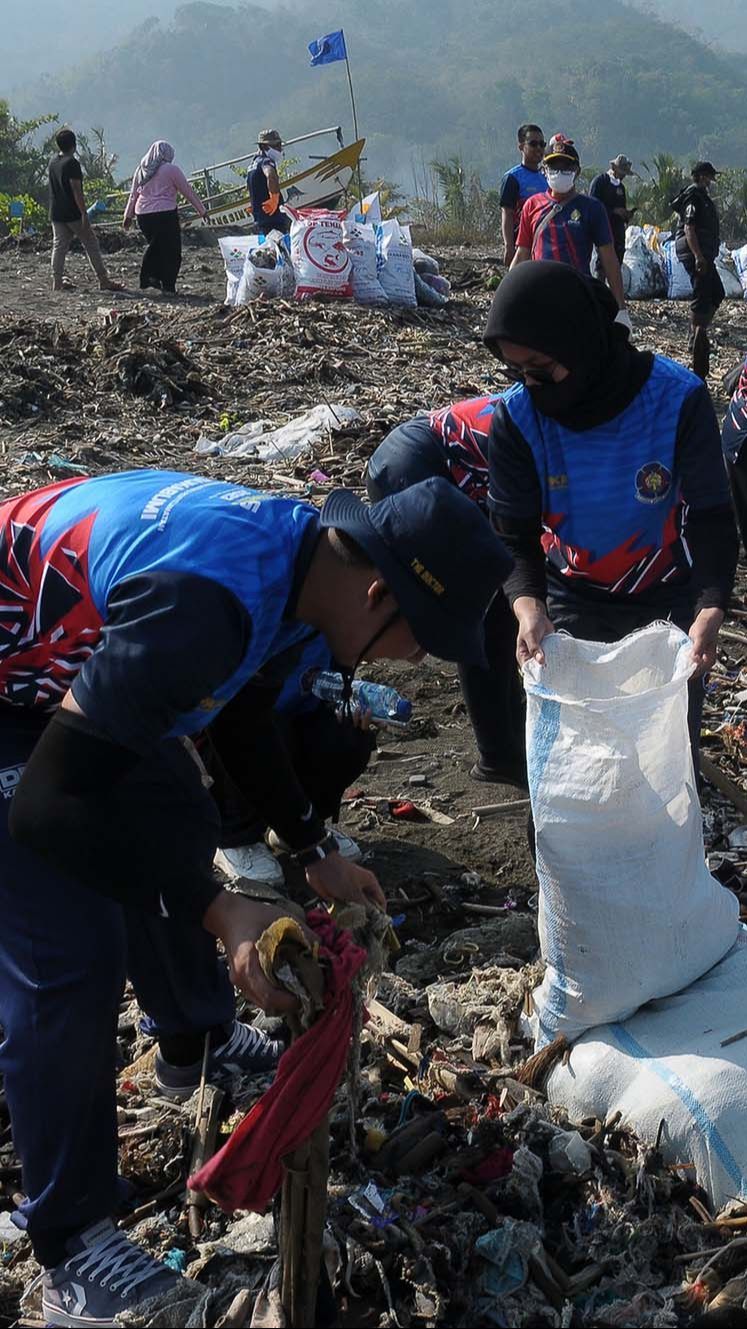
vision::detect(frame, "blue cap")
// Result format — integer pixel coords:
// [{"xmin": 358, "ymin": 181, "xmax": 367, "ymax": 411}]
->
[{"xmin": 320, "ymin": 478, "xmax": 513, "ymax": 666}]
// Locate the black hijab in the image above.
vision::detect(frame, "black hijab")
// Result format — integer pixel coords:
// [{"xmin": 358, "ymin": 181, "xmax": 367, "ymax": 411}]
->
[{"xmin": 483, "ymin": 261, "xmax": 654, "ymax": 431}]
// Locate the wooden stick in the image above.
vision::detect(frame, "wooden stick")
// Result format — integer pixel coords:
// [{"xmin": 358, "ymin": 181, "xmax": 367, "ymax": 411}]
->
[
  {"xmin": 472, "ymin": 798, "xmax": 531, "ymax": 818},
  {"xmin": 721, "ymin": 1027, "xmax": 747, "ymax": 1048},
  {"xmin": 700, "ymin": 753, "xmax": 747, "ymax": 817},
  {"xmin": 187, "ymin": 1037, "xmax": 224, "ymax": 1241}
]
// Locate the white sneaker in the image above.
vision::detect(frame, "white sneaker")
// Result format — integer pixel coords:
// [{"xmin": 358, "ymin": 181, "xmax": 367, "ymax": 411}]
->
[
  {"xmin": 214, "ymin": 842, "xmax": 284, "ymax": 887},
  {"xmin": 267, "ymin": 824, "xmax": 362, "ymax": 862}
]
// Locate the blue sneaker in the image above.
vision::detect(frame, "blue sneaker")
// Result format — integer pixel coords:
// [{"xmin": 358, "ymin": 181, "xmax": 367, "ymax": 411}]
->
[
  {"xmin": 41, "ymin": 1219, "xmax": 180, "ymax": 1327},
  {"xmin": 154, "ymin": 1019, "xmax": 282, "ymax": 1101}
]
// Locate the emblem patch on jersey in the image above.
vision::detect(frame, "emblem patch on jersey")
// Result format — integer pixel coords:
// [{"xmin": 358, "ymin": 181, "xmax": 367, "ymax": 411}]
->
[{"xmin": 634, "ymin": 461, "xmax": 672, "ymax": 505}]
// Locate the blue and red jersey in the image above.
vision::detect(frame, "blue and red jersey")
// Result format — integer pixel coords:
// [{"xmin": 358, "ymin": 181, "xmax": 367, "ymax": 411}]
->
[
  {"xmin": 428, "ymin": 395, "xmax": 501, "ymax": 507},
  {"xmin": 517, "ymin": 192, "xmax": 612, "ymax": 274},
  {"xmin": 499, "ymin": 164, "xmax": 549, "ymax": 232},
  {"xmin": 0, "ymin": 471, "xmax": 316, "ymax": 728},
  {"xmin": 722, "ymin": 355, "xmax": 747, "ymax": 464}
]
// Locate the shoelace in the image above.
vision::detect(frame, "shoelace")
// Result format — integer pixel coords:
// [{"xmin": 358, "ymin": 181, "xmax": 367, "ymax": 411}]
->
[{"xmin": 66, "ymin": 1229, "xmax": 168, "ymax": 1297}]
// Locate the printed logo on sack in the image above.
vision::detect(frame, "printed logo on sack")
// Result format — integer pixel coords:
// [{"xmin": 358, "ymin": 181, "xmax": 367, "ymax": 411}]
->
[
  {"xmin": 634, "ymin": 461, "xmax": 672, "ymax": 504},
  {"xmin": 0, "ymin": 766, "xmax": 25, "ymax": 799},
  {"xmin": 301, "ymin": 223, "xmax": 348, "ymax": 273}
]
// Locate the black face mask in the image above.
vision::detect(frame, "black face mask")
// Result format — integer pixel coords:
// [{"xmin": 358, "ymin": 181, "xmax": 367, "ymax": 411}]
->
[{"xmin": 527, "ymin": 374, "xmax": 585, "ymax": 419}]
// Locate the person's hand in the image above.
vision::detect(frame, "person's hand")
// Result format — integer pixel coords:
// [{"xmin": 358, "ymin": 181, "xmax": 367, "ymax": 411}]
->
[
  {"xmin": 306, "ymin": 851, "xmax": 386, "ymax": 911},
  {"xmin": 615, "ymin": 308, "xmax": 633, "ymax": 334},
  {"xmin": 689, "ymin": 607, "xmax": 724, "ymax": 678},
  {"xmin": 123, "ymin": 217, "xmax": 133, "ymax": 231},
  {"xmin": 202, "ymin": 890, "xmax": 301, "ymax": 1013},
  {"xmin": 514, "ymin": 596, "xmax": 555, "ymax": 666},
  {"xmin": 336, "ymin": 703, "xmax": 371, "ymax": 731},
  {"xmin": 695, "ymin": 256, "xmax": 709, "ymax": 274}
]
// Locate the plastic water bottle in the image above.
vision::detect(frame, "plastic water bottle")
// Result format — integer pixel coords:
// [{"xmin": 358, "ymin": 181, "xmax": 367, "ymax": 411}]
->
[{"xmin": 303, "ymin": 670, "xmax": 412, "ymax": 727}]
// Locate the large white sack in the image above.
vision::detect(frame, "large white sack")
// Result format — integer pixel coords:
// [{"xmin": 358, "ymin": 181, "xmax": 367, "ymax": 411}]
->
[
  {"xmin": 547, "ymin": 931, "xmax": 747, "ymax": 1209},
  {"xmin": 235, "ymin": 238, "xmax": 294, "ymax": 304},
  {"xmin": 662, "ymin": 238, "xmax": 693, "ymax": 299},
  {"xmin": 218, "ymin": 235, "xmax": 262, "ymax": 305},
  {"xmin": 525, "ymin": 624, "xmax": 739, "ymax": 1048},
  {"xmin": 375, "ymin": 220, "xmax": 417, "ymax": 308},
  {"xmin": 733, "ymin": 242, "xmax": 747, "ymax": 298},
  {"xmin": 342, "ymin": 219, "xmax": 387, "ymax": 305},
  {"xmin": 715, "ymin": 243, "xmax": 743, "ymax": 299},
  {"xmin": 622, "ymin": 233, "xmax": 664, "ymax": 300},
  {"xmin": 288, "ymin": 209, "xmax": 353, "ymax": 301}
]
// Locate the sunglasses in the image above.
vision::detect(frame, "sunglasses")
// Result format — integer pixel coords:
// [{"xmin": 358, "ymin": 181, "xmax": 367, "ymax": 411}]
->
[
  {"xmin": 525, "ymin": 139, "xmax": 546, "ymax": 148},
  {"xmin": 500, "ymin": 358, "xmax": 558, "ymax": 385}
]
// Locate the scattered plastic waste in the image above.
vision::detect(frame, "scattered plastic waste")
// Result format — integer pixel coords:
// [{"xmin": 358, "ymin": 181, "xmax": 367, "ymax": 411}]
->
[{"xmin": 195, "ymin": 403, "xmax": 361, "ymax": 461}]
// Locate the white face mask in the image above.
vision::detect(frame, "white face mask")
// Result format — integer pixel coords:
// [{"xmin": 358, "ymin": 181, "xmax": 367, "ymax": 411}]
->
[
  {"xmin": 264, "ymin": 146, "xmax": 283, "ymax": 165},
  {"xmin": 545, "ymin": 169, "xmax": 577, "ymax": 194}
]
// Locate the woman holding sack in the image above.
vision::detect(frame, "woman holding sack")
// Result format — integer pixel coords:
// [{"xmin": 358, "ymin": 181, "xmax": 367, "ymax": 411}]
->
[
  {"xmin": 484, "ymin": 260, "xmax": 738, "ymax": 775},
  {"xmin": 124, "ymin": 140, "xmax": 207, "ymax": 293}
]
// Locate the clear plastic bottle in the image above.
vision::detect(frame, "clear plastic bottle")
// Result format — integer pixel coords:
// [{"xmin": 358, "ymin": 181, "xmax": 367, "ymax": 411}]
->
[{"xmin": 302, "ymin": 669, "xmax": 412, "ymax": 727}]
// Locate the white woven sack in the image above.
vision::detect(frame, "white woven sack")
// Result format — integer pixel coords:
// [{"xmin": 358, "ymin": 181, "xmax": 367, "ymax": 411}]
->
[{"xmin": 525, "ymin": 624, "xmax": 738, "ymax": 1047}]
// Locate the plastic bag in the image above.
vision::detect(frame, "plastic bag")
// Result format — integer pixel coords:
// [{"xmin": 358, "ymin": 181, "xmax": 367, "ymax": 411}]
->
[
  {"xmin": 662, "ymin": 238, "xmax": 694, "ymax": 299},
  {"xmin": 218, "ymin": 235, "xmax": 263, "ymax": 305},
  {"xmin": 548, "ymin": 931, "xmax": 747, "ymax": 1208},
  {"xmin": 733, "ymin": 242, "xmax": 747, "ymax": 298},
  {"xmin": 195, "ymin": 404, "xmax": 361, "ymax": 461},
  {"xmin": 621, "ymin": 233, "xmax": 664, "ymax": 300},
  {"xmin": 524, "ymin": 624, "xmax": 738, "ymax": 1047},
  {"xmin": 288, "ymin": 208, "xmax": 353, "ymax": 301},
  {"xmin": 375, "ymin": 220, "xmax": 417, "ymax": 308},
  {"xmin": 235, "ymin": 238, "xmax": 294, "ymax": 304},
  {"xmin": 342, "ymin": 219, "xmax": 387, "ymax": 305}
]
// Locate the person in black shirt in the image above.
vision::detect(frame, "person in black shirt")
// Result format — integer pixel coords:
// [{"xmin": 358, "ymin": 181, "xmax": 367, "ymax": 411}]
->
[
  {"xmin": 589, "ymin": 154, "xmax": 636, "ymax": 264},
  {"xmin": 671, "ymin": 162, "xmax": 724, "ymax": 380},
  {"xmin": 48, "ymin": 127, "xmax": 123, "ymax": 294}
]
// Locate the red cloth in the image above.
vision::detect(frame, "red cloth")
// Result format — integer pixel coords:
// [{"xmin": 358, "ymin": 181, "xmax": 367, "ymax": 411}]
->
[{"xmin": 189, "ymin": 911, "xmax": 366, "ymax": 1213}]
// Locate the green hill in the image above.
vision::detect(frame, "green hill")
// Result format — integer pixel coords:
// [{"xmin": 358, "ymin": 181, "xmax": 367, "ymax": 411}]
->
[{"xmin": 13, "ymin": 0, "xmax": 747, "ymax": 188}]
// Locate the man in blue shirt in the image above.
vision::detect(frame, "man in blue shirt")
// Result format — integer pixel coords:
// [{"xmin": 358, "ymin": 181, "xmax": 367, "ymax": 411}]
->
[
  {"xmin": 513, "ymin": 136, "xmax": 626, "ymax": 313},
  {"xmin": 0, "ymin": 469, "xmax": 512, "ymax": 1327},
  {"xmin": 499, "ymin": 123, "xmax": 549, "ymax": 266}
]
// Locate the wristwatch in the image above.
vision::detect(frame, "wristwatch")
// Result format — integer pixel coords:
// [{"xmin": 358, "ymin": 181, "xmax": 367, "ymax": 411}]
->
[{"xmin": 294, "ymin": 832, "xmax": 340, "ymax": 869}]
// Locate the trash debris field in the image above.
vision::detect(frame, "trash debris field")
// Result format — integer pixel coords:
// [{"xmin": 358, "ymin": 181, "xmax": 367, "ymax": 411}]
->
[{"xmin": 3, "ymin": 233, "xmax": 747, "ymax": 1327}]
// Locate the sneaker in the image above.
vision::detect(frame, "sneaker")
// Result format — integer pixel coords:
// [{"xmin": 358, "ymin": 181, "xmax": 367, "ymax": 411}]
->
[
  {"xmin": 267, "ymin": 824, "xmax": 362, "ymax": 861},
  {"xmin": 155, "ymin": 1019, "xmax": 282, "ymax": 1101},
  {"xmin": 215, "ymin": 841, "xmax": 285, "ymax": 887},
  {"xmin": 42, "ymin": 1219, "xmax": 179, "ymax": 1328}
]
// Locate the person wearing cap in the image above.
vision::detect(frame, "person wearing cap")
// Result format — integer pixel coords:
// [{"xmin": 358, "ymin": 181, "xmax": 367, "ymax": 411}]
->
[
  {"xmin": 590, "ymin": 155, "xmax": 636, "ymax": 265},
  {"xmin": 483, "ymin": 262, "xmax": 737, "ymax": 777},
  {"xmin": 512, "ymin": 136, "xmax": 626, "ymax": 313},
  {"xmin": 0, "ymin": 466, "xmax": 511, "ymax": 1326},
  {"xmin": 247, "ymin": 129, "xmax": 289, "ymax": 234},
  {"xmin": 671, "ymin": 163, "xmax": 724, "ymax": 380},
  {"xmin": 499, "ymin": 124, "xmax": 550, "ymax": 267},
  {"xmin": 366, "ymin": 395, "xmax": 526, "ymax": 789}
]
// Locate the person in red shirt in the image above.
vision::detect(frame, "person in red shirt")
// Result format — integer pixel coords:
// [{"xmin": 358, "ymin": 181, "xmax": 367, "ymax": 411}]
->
[{"xmin": 512, "ymin": 135, "xmax": 626, "ymax": 312}]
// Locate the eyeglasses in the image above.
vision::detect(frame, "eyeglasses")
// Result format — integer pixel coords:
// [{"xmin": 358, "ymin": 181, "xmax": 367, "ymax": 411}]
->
[
  {"xmin": 500, "ymin": 358, "xmax": 558, "ymax": 385},
  {"xmin": 525, "ymin": 139, "xmax": 546, "ymax": 148}
]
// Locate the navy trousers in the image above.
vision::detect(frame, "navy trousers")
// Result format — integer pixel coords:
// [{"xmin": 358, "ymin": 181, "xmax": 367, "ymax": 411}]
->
[{"xmin": 0, "ymin": 715, "xmax": 233, "ymax": 1267}]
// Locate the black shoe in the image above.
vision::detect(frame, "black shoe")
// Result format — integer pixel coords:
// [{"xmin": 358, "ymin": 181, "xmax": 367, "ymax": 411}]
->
[{"xmin": 469, "ymin": 761, "xmax": 528, "ymax": 791}]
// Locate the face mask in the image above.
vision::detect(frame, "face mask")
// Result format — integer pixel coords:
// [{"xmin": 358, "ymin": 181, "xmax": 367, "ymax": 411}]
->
[
  {"xmin": 527, "ymin": 374, "xmax": 583, "ymax": 418},
  {"xmin": 545, "ymin": 169, "xmax": 577, "ymax": 193},
  {"xmin": 264, "ymin": 147, "xmax": 283, "ymax": 165}
]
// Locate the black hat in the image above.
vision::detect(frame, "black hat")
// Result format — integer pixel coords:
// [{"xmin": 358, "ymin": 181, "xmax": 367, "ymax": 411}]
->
[
  {"xmin": 320, "ymin": 478, "xmax": 513, "ymax": 665},
  {"xmin": 692, "ymin": 161, "xmax": 719, "ymax": 179},
  {"xmin": 544, "ymin": 134, "xmax": 580, "ymax": 167}
]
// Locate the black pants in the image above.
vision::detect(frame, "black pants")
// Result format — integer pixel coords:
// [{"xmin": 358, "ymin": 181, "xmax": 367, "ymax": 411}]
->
[
  {"xmin": 681, "ymin": 252, "xmax": 725, "ymax": 328},
  {"xmin": 367, "ymin": 422, "xmax": 526, "ymax": 784},
  {"xmin": 206, "ymin": 706, "xmax": 375, "ymax": 848},
  {"xmin": 137, "ymin": 208, "xmax": 182, "ymax": 292},
  {"xmin": 727, "ymin": 450, "xmax": 747, "ymax": 555},
  {"xmin": 547, "ymin": 583, "xmax": 704, "ymax": 780}
]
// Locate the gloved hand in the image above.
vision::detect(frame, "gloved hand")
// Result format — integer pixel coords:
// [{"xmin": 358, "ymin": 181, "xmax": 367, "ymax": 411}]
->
[
  {"xmin": 615, "ymin": 308, "xmax": 633, "ymax": 336},
  {"xmin": 262, "ymin": 193, "xmax": 280, "ymax": 215}
]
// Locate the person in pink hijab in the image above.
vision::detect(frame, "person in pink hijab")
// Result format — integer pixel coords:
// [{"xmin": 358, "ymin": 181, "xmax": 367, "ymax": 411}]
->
[{"xmin": 124, "ymin": 140, "xmax": 207, "ymax": 293}]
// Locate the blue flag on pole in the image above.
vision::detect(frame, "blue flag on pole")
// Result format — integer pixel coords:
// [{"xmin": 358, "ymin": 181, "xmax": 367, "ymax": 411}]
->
[{"xmin": 308, "ymin": 29, "xmax": 347, "ymax": 66}]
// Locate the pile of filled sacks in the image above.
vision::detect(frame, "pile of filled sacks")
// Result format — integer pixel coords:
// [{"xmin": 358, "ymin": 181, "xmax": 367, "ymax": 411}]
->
[
  {"xmin": 219, "ymin": 193, "xmax": 450, "ymax": 309},
  {"xmin": 621, "ymin": 223, "xmax": 745, "ymax": 301}
]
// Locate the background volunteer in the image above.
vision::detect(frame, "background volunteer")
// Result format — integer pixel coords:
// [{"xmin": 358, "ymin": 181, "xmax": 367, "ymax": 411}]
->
[
  {"xmin": 499, "ymin": 123, "xmax": 549, "ymax": 267},
  {"xmin": 483, "ymin": 262, "xmax": 737, "ymax": 775},
  {"xmin": 671, "ymin": 161, "xmax": 724, "ymax": 380},
  {"xmin": 48, "ymin": 127, "xmax": 123, "ymax": 294},
  {"xmin": 124, "ymin": 140, "xmax": 207, "ymax": 293},
  {"xmin": 247, "ymin": 128, "xmax": 289, "ymax": 234},
  {"xmin": 589, "ymin": 153, "xmax": 636, "ymax": 265}
]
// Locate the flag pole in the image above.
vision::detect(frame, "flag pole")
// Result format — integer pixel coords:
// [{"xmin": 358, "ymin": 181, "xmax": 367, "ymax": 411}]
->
[{"xmin": 342, "ymin": 31, "xmax": 365, "ymax": 204}]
